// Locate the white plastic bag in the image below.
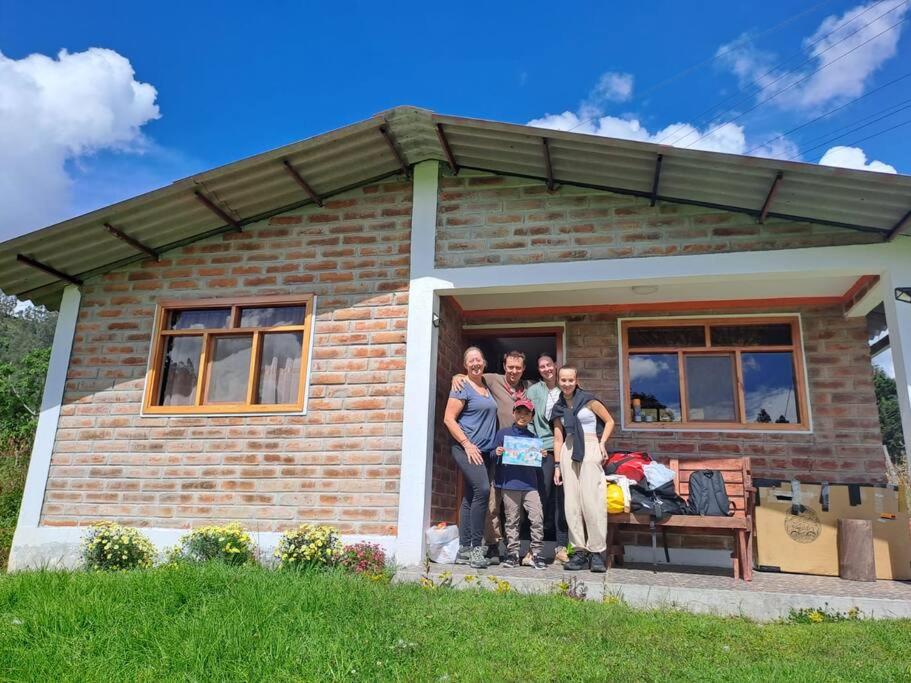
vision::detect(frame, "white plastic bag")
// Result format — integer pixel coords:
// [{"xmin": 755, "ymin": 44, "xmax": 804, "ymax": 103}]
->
[
  {"xmin": 604, "ymin": 474, "xmax": 632, "ymax": 513},
  {"xmin": 425, "ymin": 523, "xmax": 460, "ymax": 564},
  {"xmin": 643, "ymin": 461, "xmax": 675, "ymax": 489}
]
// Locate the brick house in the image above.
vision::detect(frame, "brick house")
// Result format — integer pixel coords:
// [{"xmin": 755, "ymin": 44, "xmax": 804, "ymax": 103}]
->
[{"xmin": 4, "ymin": 106, "xmax": 911, "ymax": 569}]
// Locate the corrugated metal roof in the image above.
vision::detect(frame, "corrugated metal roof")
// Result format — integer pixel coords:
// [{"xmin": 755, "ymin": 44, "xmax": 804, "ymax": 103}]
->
[{"xmin": 2, "ymin": 106, "xmax": 909, "ymax": 308}]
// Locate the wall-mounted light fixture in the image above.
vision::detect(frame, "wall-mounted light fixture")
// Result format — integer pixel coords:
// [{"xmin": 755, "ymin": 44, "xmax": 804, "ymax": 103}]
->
[
  {"xmin": 432, "ymin": 312, "xmax": 441, "ymax": 328},
  {"xmin": 896, "ymin": 287, "xmax": 911, "ymax": 304}
]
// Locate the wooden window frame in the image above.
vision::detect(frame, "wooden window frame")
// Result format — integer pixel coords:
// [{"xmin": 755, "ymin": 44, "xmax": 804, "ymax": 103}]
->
[
  {"xmin": 143, "ymin": 294, "xmax": 315, "ymax": 415},
  {"xmin": 620, "ymin": 315, "xmax": 810, "ymax": 432}
]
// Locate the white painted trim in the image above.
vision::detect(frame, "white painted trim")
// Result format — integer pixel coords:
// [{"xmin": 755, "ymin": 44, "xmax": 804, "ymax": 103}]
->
[
  {"xmin": 396, "ymin": 161, "xmax": 443, "ymax": 565},
  {"xmin": 845, "ymin": 279, "xmax": 883, "ymax": 318},
  {"xmin": 882, "ymin": 270, "xmax": 911, "ymax": 458},
  {"xmin": 432, "ymin": 241, "xmax": 911, "ymax": 293},
  {"xmin": 9, "ymin": 285, "xmax": 81, "ymax": 567},
  {"xmin": 616, "ymin": 313, "xmax": 813, "ymax": 434},
  {"xmin": 7, "ymin": 525, "xmax": 397, "ymax": 571},
  {"xmin": 138, "ymin": 295, "xmax": 319, "ymax": 418},
  {"xmin": 621, "ymin": 545, "xmax": 730, "ymax": 568}
]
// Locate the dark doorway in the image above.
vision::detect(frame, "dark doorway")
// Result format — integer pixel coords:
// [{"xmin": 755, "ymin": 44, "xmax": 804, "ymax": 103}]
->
[{"xmin": 462, "ymin": 327, "xmax": 563, "ymax": 382}]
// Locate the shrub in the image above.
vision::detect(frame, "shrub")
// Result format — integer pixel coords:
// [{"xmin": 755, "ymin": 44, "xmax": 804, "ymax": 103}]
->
[
  {"xmin": 339, "ymin": 542, "xmax": 387, "ymax": 578},
  {"xmin": 81, "ymin": 522, "xmax": 156, "ymax": 571},
  {"xmin": 275, "ymin": 524, "xmax": 342, "ymax": 570},
  {"xmin": 171, "ymin": 523, "xmax": 256, "ymax": 565}
]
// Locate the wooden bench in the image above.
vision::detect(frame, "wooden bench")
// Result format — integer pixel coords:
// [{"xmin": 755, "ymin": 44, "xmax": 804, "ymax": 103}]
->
[{"xmin": 606, "ymin": 456, "xmax": 756, "ymax": 580}]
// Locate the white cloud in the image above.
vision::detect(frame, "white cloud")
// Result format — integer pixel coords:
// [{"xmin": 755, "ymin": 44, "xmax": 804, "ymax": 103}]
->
[
  {"xmin": 591, "ymin": 71, "xmax": 634, "ymax": 103},
  {"xmin": 527, "ymin": 109, "xmax": 799, "ymax": 159},
  {"xmin": 818, "ymin": 145, "xmax": 897, "ymax": 172},
  {"xmin": 629, "ymin": 355, "xmax": 671, "ymax": 380},
  {"xmin": 718, "ymin": 0, "xmax": 909, "ymax": 111},
  {"xmin": 0, "ymin": 48, "xmax": 160, "ymax": 240}
]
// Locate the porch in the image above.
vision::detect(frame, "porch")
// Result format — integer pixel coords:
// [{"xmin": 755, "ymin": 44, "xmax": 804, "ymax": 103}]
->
[{"xmin": 396, "ymin": 560, "xmax": 911, "ymax": 622}]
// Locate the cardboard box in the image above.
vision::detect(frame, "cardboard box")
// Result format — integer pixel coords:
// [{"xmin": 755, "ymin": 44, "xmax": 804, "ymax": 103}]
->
[{"xmin": 754, "ymin": 482, "xmax": 911, "ymax": 580}]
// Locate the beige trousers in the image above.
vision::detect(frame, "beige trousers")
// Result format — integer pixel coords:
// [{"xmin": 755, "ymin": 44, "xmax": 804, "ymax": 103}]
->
[
  {"xmin": 561, "ymin": 433, "xmax": 607, "ymax": 554},
  {"xmin": 502, "ymin": 488, "xmax": 544, "ymax": 557}
]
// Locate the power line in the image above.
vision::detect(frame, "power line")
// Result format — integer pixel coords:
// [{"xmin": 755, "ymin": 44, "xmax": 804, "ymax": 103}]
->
[
  {"xmin": 564, "ymin": 0, "xmax": 837, "ymax": 133},
  {"xmin": 659, "ymin": 0, "xmax": 899, "ymax": 145},
  {"xmin": 788, "ymin": 101, "xmax": 911, "ymax": 159},
  {"xmin": 814, "ymin": 116, "xmax": 911, "ymax": 155},
  {"xmin": 681, "ymin": 12, "xmax": 909, "ymax": 149},
  {"xmin": 744, "ymin": 69, "xmax": 911, "ymax": 154}
]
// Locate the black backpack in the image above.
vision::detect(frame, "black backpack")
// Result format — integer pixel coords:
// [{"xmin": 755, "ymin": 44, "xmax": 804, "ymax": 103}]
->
[
  {"xmin": 629, "ymin": 480, "xmax": 693, "ymax": 568},
  {"xmin": 688, "ymin": 470, "xmax": 734, "ymax": 516}
]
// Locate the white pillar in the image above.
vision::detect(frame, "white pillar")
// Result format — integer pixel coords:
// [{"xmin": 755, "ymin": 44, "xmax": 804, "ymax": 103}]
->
[
  {"xmin": 8, "ymin": 284, "xmax": 81, "ymax": 570},
  {"xmin": 882, "ymin": 270, "xmax": 911, "ymax": 462},
  {"xmin": 396, "ymin": 160, "xmax": 448, "ymax": 565}
]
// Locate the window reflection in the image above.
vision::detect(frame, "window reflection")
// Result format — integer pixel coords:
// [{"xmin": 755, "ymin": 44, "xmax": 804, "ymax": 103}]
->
[
  {"xmin": 743, "ymin": 352, "xmax": 799, "ymax": 424},
  {"xmin": 206, "ymin": 336, "xmax": 252, "ymax": 403},
  {"xmin": 685, "ymin": 355, "xmax": 736, "ymax": 421},
  {"xmin": 159, "ymin": 336, "xmax": 202, "ymax": 406},
  {"xmin": 629, "ymin": 353, "xmax": 681, "ymax": 422}
]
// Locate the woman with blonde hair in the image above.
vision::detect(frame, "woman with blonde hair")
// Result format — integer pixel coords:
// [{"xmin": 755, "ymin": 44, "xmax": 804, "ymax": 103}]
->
[
  {"xmin": 551, "ymin": 365, "xmax": 615, "ymax": 572},
  {"xmin": 443, "ymin": 346, "xmax": 499, "ymax": 569}
]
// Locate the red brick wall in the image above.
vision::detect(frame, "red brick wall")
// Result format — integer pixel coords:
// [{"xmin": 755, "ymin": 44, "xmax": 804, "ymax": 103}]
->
[
  {"xmin": 435, "ymin": 172, "xmax": 880, "ymax": 268},
  {"xmin": 454, "ymin": 305, "xmax": 884, "ymax": 483},
  {"xmin": 43, "ymin": 179, "xmax": 412, "ymax": 535},
  {"xmin": 429, "ymin": 297, "xmax": 465, "ymax": 523}
]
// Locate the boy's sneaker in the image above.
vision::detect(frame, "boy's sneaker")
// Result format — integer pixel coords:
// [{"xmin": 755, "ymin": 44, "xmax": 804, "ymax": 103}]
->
[
  {"xmin": 563, "ymin": 550, "xmax": 590, "ymax": 571},
  {"xmin": 531, "ymin": 555, "xmax": 547, "ymax": 570},
  {"xmin": 553, "ymin": 546, "xmax": 570, "ymax": 564},
  {"xmin": 501, "ymin": 555, "xmax": 520, "ymax": 569},
  {"xmin": 485, "ymin": 545, "xmax": 502, "ymax": 565},
  {"xmin": 455, "ymin": 546, "xmax": 470, "ymax": 565},
  {"xmin": 590, "ymin": 552, "xmax": 607, "ymax": 573},
  {"xmin": 521, "ymin": 552, "xmax": 535, "ymax": 567},
  {"xmin": 469, "ymin": 546, "xmax": 489, "ymax": 569}
]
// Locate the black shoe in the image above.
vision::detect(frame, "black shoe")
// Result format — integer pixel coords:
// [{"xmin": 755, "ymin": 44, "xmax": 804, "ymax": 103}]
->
[
  {"xmin": 563, "ymin": 550, "xmax": 590, "ymax": 571},
  {"xmin": 501, "ymin": 555, "xmax": 520, "ymax": 569},
  {"xmin": 531, "ymin": 555, "xmax": 548, "ymax": 570},
  {"xmin": 485, "ymin": 545, "xmax": 502, "ymax": 565},
  {"xmin": 590, "ymin": 552, "xmax": 606, "ymax": 573}
]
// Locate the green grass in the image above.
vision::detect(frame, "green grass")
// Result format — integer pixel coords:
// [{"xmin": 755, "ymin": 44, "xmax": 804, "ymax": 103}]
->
[
  {"xmin": 0, "ymin": 444, "xmax": 28, "ymax": 569},
  {"xmin": 1, "ymin": 564, "xmax": 909, "ymax": 682}
]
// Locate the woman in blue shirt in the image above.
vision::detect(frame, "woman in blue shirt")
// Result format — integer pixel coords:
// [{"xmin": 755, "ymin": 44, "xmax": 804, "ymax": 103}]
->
[{"xmin": 443, "ymin": 346, "xmax": 499, "ymax": 569}]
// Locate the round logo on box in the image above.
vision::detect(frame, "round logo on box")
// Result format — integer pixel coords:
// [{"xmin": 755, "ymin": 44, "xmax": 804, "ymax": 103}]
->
[{"xmin": 784, "ymin": 505, "xmax": 821, "ymax": 544}]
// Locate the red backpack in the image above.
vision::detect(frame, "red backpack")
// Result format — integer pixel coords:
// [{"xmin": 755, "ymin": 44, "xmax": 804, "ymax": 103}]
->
[{"xmin": 603, "ymin": 451, "xmax": 652, "ymax": 483}]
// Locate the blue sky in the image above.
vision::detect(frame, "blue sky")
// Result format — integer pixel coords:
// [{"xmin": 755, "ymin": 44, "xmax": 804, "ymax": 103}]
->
[{"xmin": 1, "ymin": 0, "xmax": 910, "ymax": 240}]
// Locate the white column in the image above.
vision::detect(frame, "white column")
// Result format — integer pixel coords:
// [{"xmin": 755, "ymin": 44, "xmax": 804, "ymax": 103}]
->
[
  {"xmin": 396, "ymin": 160, "xmax": 448, "ymax": 565},
  {"xmin": 8, "ymin": 284, "xmax": 81, "ymax": 570},
  {"xmin": 882, "ymin": 270, "xmax": 911, "ymax": 462}
]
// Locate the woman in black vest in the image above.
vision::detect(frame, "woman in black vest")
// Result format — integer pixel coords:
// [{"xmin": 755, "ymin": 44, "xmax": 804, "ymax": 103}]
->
[{"xmin": 551, "ymin": 365, "xmax": 615, "ymax": 572}]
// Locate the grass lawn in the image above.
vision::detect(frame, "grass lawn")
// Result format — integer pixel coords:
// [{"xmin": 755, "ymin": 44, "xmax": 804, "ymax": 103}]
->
[{"xmin": 1, "ymin": 564, "xmax": 909, "ymax": 681}]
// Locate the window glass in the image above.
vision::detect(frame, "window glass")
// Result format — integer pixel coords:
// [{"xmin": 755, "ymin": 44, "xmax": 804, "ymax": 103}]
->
[
  {"xmin": 743, "ymin": 352, "xmax": 800, "ymax": 424},
  {"xmin": 257, "ymin": 332, "xmax": 304, "ymax": 404},
  {"xmin": 629, "ymin": 353, "xmax": 681, "ymax": 422},
  {"xmin": 240, "ymin": 306, "xmax": 306, "ymax": 328},
  {"xmin": 628, "ymin": 326, "xmax": 705, "ymax": 348},
  {"xmin": 206, "ymin": 336, "xmax": 253, "ymax": 403},
  {"xmin": 158, "ymin": 336, "xmax": 202, "ymax": 406},
  {"xmin": 710, "ymin": 323, "xmax": 792, "ymax": 347},
  {"xmin": 169, "ymin": 308, "xmax": 231, "ymax": 330},
  {"xmin": 685, "ymin": 355, "xmax": 736, "ymax": 421}
]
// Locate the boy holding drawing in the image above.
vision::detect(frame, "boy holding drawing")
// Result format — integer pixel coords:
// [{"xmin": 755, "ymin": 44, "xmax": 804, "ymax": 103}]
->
[{"xmin": 493, "ymin": 398, "xmax": 547, "ymax": 569}]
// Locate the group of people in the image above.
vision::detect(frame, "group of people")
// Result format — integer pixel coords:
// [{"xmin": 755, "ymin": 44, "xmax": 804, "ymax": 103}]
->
[{"xmin": 443, "ymin": 348, "xmax": 615, "ymax": 572}]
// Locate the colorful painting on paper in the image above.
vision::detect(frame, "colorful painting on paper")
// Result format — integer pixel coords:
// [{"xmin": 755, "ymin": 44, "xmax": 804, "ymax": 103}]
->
[{"xmin": 502, "ymin": 435, "xmax": 543, "ymax": 467}]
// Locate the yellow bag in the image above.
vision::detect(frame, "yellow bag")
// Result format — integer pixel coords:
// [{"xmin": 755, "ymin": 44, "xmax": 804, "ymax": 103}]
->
[{"xmin": 606, "ymin": 483, "xmax": 625, "ymax": 514}]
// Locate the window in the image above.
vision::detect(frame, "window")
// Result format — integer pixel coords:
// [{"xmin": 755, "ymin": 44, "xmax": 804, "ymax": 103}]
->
[
  {"xmin": 621, "ymin": 317, "xmax": 809, "ymax": 430},
  {"xmin": 144, "ymin": 295, "xmax": 314, "ymax": 414}
]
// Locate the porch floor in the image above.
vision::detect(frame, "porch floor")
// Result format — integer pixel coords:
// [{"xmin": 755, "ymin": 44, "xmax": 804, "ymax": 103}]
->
[{"xmin": 395, "ymin": 561, "xmax": 911, "ymax": 622}]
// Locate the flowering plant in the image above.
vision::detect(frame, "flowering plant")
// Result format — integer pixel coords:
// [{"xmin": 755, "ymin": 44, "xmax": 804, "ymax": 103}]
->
[
  {"xmin": 275, "ymin": 524, "xmax": 342, "ymax": 570},
  {"xmin": 339, "ymin": 542, "xmax": 387, "ymax": 579},
  {"xmin": 171, "ymin": 523, "xmax": 256, "ymax": 565},
  {"xmin": 81, "ymin": 522, "xmax": 156, "ymax": 571}
]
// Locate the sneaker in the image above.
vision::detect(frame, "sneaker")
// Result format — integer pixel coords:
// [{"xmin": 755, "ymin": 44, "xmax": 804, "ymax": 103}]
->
[
  {"xmin": 553, "ymin": 546, "xmax": 570, "ymax": 564},
  {"xmin": 485, "ymin": 545, "xmax": 502, "ymax": 565},
  {"xmin": 590, "ymin": 552, "xmax": 607, "ymax": 573},
  {"xmin": 469, "ymin": 546, "xmax": 489, "ymax": 569},
  {"xmin": 521, "ymin": 552, "xmax": 534, "ymax": 567},
  {"xmin": 501, "ymin": 555, "xmax": 520, "ymax": 569},
  {"xmin": 455, "ymin": 546, "xmax": 470, "ymax": 565},
  {"xmin": 531, "ymin": 555, "xmax": 547, "ymax": 570},
  {"xmin": 564, "ymin": 550, "xmax": 590, "ymax": 571}
]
